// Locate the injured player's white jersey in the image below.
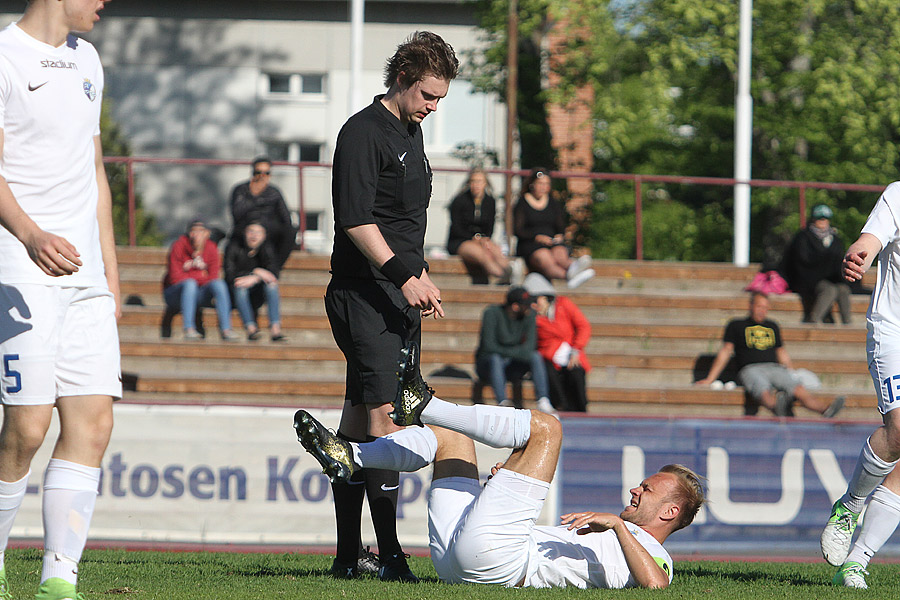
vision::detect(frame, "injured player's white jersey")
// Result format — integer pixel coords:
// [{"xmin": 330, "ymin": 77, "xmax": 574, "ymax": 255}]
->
[{"xmin": 523, "ymin": 523, "xmax": 673, "ymax": 589}]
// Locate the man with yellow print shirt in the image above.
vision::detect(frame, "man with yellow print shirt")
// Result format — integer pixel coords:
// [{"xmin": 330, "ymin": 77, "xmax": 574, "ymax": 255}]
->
[{"xmin": 697, "ymin": 292, "xmax": 844, "ymax": 418}]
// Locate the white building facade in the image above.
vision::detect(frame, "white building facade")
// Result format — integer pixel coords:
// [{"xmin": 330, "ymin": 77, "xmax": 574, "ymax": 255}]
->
[{"xmin": 0, "ymin": 0, "xmax": 507, "ymax": 252}]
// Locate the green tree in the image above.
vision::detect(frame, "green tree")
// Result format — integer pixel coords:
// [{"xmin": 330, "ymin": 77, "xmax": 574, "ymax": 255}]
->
[
  {"xmin": 100, "ymin": 100, "xmax": 163, "ymax": 246},
  {"xmin": 472, "ymin": 0, "xmax": 900, "ymax": 261}
]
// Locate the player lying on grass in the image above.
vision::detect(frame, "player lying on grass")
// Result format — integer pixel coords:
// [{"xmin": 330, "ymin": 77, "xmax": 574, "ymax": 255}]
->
[{"xmin": 294, "ymin": 343, "xmax": 705, "ymax": 589}]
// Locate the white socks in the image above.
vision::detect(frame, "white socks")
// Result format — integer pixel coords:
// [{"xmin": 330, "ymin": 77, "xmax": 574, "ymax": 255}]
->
[
  {"xmin": 846, "ymin": 485, "xmax": 900, "ymax": 568},
  {"xmin": 353, "ymin": 427, "xmax": 438, "ymax": 472},
  {"xmin": 419, "ymin": 395, "xmax": 532, "ymax": 449},
  {"xmin": 842, "ymin": 438, "xmax": 898, "ymax": 514},
  {"xmin": 41, "ymin": 459, "xmax": 101, "ymax": 585},
  {"xmin": 0, "ymin": 471, "xmax": 30, "ymax": 570}
]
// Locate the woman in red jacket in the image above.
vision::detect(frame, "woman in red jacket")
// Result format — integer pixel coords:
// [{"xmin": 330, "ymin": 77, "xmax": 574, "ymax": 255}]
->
[
  {"xmin": 524, "ymin": 273, "xmax": 591, "ymax": 411},
  {"xmin": 163, "ymin": 218, "xmax": 238, "ymax": 340}
]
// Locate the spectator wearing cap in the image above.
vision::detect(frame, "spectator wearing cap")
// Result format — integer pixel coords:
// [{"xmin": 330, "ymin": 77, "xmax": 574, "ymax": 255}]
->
[
  {"xmin": 163, "ymin": 217, "xmax": 239, "ymax": 341},
  {"xmin": 523, "ymin": 273, "xmax": 592, "ymax": 412},
  {"xmin": 473, "ymin": 286, "xmax": 554, "ymax": 413},
  {"xmin": 782, "ymin": 204, "xmax": 852, "ymax": 324}
]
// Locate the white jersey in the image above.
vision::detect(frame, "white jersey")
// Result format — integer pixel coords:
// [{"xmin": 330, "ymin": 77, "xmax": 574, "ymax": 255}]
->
[
  {"xmin": 862, "ymin": 182, "xmax": 900, "ymax": 337},
  {"xmin": 0, "ymin": 23, "xmax": 106, "ymax": 287},
  {"xmin": 523, "ymin": 524, "xmax": 673, "ymax": 589}
]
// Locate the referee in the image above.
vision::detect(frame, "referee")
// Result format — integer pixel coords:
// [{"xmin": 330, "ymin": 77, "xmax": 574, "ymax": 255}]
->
[{"xmin": 324, "ymin": 31, "xmax": 458, "ymax": 582}]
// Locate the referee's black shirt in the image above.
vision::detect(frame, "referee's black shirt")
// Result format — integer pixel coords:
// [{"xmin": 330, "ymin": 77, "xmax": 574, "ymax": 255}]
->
[{"xmin": 330, "ymin": 95, "xmax": 432, "ymax": 281}]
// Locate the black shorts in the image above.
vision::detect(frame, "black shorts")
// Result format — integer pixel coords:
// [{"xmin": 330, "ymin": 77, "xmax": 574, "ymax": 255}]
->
[{"xmin": 325, "ymin": 277, "xmax": 422, "ymax": 406}]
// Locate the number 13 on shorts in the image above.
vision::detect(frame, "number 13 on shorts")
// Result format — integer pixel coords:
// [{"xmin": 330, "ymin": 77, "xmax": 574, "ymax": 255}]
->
[
  {"xmin": 882, "ymin": 374, "xmax": 900, "ymax": 407},
  {"xmin": 2, "ymin": 354, "xmax": 21, "ymax": 395}
]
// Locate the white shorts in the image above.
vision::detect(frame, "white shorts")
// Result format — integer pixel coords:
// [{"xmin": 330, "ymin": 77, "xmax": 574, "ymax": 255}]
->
[
  {"xmin": 0, "ymin": 284, "xmax": 121, "ymax": 405},
  {"xmin": 428, "ymin": 470, "xmax": 548, "ymax": 587},
  {"xmin": 867, "ymin": 321, "xmax": 900, "ymax": 415}
]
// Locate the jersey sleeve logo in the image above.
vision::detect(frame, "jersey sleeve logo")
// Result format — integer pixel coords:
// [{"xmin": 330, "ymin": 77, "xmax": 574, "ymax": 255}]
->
[
  {"xmin": 744, "ymin": 324, "xmax": 776, "ymax": 350},
  {"xmin": 83, "ymin": 78, "xmax": 97, "ymax": 102}
]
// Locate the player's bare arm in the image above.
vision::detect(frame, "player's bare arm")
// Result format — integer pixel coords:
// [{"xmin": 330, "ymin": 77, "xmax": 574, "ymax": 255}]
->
[
  {"xmin": 344, "ymin": 223, "xmax": 443, "ymax": 316},
  {"xmin": 842, "ymin": 232, "xmax": 882, "ymax": 282},
  {"xmin": 560, "ymin": 512, "xmax": 670, "ymax": 589},
  {"xmin": 0, "ymin": 130, "xmax": 82, "ymax": 277},
  {"xmin": 95, "ymin": 135, "xmax": 121, "ymax": 318},
  {"xmin": 695, "ymin": 342, "xmax": 735, "ymax": 385}
]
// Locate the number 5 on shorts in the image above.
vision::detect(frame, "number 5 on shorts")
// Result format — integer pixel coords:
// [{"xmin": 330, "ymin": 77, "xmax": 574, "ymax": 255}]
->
[{"xmin": 3, "ymin": 354, "xmax": 21, "ymax": 394}]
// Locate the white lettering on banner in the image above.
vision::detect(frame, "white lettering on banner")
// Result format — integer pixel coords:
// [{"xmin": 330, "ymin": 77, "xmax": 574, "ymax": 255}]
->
[
  {"xmin": 808, "ymin": 449, "xmax": 849, "ymax": 504},
  {"xmin": 5, "ymin": 405, "xmax": 554, "ymax": 546},
  {"xmin": 707, "ymin": 447, "xmax": 804, "ymax": 525}
]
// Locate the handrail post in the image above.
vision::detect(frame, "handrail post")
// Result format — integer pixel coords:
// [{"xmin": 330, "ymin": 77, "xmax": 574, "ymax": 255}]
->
[
  {"xmin": 297, "ymin": 164, "xmax": 306, "ymax": 252},
  {"xmin": 127, "ymin": 158, "xmax": 136, "ymax": 247},
  {"xmin": 635, "ymin": 176, "xmax": 643, "ymax": 261},
  {"xmin": 798, "ymin": 185, "xmax": 807, "ymax": 229}
]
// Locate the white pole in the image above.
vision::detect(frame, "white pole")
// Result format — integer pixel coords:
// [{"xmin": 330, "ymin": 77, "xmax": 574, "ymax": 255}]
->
[
  {"xmin": 733, "ymin": 0, "xmax": 753, "ymax": 267},
  {"xmin": 348, "ymin": 0, "xmax": 365, "ymax": 116}
]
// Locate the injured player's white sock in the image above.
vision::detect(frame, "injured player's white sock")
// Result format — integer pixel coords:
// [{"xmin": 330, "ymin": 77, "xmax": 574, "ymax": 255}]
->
[
  {"xmin": 420, "ymin": 395, "xmax": 532, "ymax": 449},
  {"xmin": 841, "ymin": 438, "xmax": 897, "ymax": 514},
  {"xmin": 352, "ymin": 426, "xmax": 438, "ymax": 472},
  {"xmin": 846, "ymin": 485, "xmax": 900, "ymax": 568}
]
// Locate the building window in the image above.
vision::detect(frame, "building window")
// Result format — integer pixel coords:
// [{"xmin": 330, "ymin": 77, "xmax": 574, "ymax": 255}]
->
[
  {"xmin": 302, "ymin": 212, "xmax": 320, "ymax": 231},
  {"xmin": 263, "ymin": 73, "xmax": 327, "ymax": 98},
  {"xmin": 301, "ymin": 74, "xmax": 324, "ymax": 95},
  {"xmin": 298, "ymin": 143, "xmax": 321, "ymax": 162},
  {"xmin": 263, "ymin": 141, "xmax": 323, "ymax": 163},
  {"xmin": 265, "ymin": 142, "xmax": 291, "ymax": 162},
  {"xmin": 267, "ymin": 74, "xmax": 292, "ymax": 94}
]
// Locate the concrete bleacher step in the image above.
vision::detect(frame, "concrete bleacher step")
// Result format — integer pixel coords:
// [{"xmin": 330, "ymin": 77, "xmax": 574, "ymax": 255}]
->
[{"xmin": 114, "ymin": 246, "xmax": 879, "ymax": 416}]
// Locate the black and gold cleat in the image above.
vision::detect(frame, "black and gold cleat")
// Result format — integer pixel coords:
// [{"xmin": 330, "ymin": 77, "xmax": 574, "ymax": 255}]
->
[
  {"xmin": 293, "ymin": 410, "xmax": 357, "ymax": 483},
  {"xmin": 389, "ymin": 342, "xmax": 434, "ymax": 427}
]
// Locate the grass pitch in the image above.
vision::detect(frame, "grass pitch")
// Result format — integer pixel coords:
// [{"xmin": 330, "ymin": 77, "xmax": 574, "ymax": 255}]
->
[{"xmin": 4, "ymin": 548, "xmax": 898, "ymax": 599}]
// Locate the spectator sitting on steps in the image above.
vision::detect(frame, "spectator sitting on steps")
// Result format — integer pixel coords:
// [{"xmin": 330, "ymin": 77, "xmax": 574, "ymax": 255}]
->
[{"xmin": 695, "ymin": 292, "xmax": 844, "ymax": 418}]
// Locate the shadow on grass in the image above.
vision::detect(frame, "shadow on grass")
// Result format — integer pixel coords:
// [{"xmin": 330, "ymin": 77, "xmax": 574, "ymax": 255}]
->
[{"xmin": 681, "ymin": 565, "xmax": 824, "ymax": 587}]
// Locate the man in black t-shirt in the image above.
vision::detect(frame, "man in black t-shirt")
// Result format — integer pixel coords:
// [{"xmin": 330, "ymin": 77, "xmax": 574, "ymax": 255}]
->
[
  {"xmin": 229, "ymin": 157, "xmax": 297, "ymax": 269},
  {"xmin": 322, "ymin": 32, "xmax": 459, "ymax": 583},
  {"xmin": 696, "ymin": 292, "xmax": 844, "ymax": 418}
]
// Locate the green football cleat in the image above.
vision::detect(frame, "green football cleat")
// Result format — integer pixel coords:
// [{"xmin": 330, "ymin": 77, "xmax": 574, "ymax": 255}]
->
[
  {"xmin": 293, "ymin": 410, "xmax": 357, "ymax": 483},
  {"xmin": 833, "ymin": 562, "xmax": 868, "ymax": 589},
  {"xmin": 389, "ymin": 342, "xmax": 433, "ymax": 427},
  {"xmin": 0, "ymin": 567, "xmax": 10, "ymax": 600},
  {"xmin": 34, "ymin": 577, "xmax": 84, "ymax": 600},
  {"xmin": 820, "ymin": 500, "xmax": 860, "ymax": 566}
]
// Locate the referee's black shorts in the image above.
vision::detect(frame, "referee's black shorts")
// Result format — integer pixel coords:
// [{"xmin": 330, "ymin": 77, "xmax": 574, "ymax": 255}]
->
[{"xmin": 325, "ymin": 277, "xmax": 422, "ymax": 406}]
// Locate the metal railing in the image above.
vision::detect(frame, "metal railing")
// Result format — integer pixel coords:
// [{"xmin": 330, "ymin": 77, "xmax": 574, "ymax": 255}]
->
[{"xmin": 104, "ymin": 156, "xmax": 887, "ymax": 260}]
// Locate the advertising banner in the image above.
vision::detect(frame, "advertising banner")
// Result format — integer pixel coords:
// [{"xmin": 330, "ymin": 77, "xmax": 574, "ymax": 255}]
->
[
  {"xmin": 559, "ymin": 416, "xmax": 886, "ymax": 555},
  {"xmin": 12, "ymin": 405, "xmax": 559, "ymax": 548}
]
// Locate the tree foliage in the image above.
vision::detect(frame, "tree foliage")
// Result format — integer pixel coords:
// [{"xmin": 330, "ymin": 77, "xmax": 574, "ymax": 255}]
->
[
  {"xmin": 100, "ymin": 100, "xmax": 163, "ymax": 246},
  {"xmin": 470, "ymin": 0, "xmax": 900, "ymax": 261}
]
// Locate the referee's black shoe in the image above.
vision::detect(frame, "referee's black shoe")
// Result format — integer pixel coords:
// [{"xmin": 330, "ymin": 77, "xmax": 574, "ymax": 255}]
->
[
  {"xmin": 293, "ymin": 410, "xmax": 357, "ymax": 483},
  {"xmin": 329, "ymin": 558, "xmax": 358, "ymax": 579},
  {"xmin": 378, "ymin": 552, "xmax": 419, "ymax": 583},
  {"xmin": 389, "ymin": 342, "xmax": 434, "ymax": 427}
]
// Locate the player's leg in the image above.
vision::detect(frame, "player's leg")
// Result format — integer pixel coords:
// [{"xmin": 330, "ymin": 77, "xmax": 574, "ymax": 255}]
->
[
  {"xmin": 835, "ymin": 469, "xmax": 900, "ymax": 588},
  {"xmin": 0, "ymin": 404, "xmax": 52, "ymax": 585},
  {"xmin": 39, "ymin": 395, "xmax": 113, "ymax": 591},
  {"xmin": 323, "ymin": 280, "xmax": 416, "ymax": 581},
  {"xmin": 392, "ymin": 343, "xmax": 551, "ymax": 464},
  {"xmin": 0, "ymin": 283, "xmax": 66, "ymax": 595},
  {"xmin": 36, "ymin": 288, "xmax": 121, "ymax": 597},
  {"xmin": 822, "ymin": 349, "xmax": 900, "ymax": 565}
]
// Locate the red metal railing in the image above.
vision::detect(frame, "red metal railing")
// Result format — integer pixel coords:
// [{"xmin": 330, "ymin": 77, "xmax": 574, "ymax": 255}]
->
[{"xmin": 104, "ymin": 156, "xmax": 887, "ymax": 259}]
